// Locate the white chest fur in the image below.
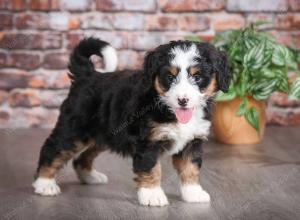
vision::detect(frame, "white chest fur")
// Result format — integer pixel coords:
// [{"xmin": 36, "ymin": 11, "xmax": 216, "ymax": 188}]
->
[{"xmin": 150, "ymin": 108, "xmax": 211, "ymax": 155}]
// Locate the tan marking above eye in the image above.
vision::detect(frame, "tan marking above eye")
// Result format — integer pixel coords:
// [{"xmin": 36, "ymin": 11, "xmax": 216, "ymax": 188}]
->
[
  {"xmin": 169, "ymin": 66, "xmax": 179, "ymax": 76},
  {"xmin": 189, "ymin": 66, "xmax": 201, "ymax": 76}
]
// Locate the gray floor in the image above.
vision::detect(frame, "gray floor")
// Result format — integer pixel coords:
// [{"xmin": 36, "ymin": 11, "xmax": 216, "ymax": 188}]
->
[{"xmin": 0, "ymin": 126, "xmax": 299, "ymax": 220}]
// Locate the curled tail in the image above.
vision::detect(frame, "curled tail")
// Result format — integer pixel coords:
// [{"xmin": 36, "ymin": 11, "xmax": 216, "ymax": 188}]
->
[{"xmin": 68, "ymin": 37, "xmax": 118, "ymax": 80}]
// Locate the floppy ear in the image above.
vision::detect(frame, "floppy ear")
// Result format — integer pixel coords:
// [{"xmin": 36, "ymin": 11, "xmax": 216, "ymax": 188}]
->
[{"xmin": 211, "ymin": 49, "xmax": 231, "ymax": 92}]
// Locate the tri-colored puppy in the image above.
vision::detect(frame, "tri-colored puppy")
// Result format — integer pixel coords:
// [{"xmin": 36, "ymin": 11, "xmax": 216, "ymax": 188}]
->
[{"xmin": 33, "ymin": 38, "xmax": 230, "ymax": 206}]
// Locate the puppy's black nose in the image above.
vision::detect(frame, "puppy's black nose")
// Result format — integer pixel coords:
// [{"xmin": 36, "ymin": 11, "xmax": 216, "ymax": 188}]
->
[{"xmin": 178, "ymin": 98, "xmax": 189, "ymax": 107}]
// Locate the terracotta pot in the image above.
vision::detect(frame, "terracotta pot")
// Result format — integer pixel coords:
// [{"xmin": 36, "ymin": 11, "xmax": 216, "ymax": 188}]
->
[{"xmin": 212, "ymin": 97, "xmax": 266, "ymax": 145}]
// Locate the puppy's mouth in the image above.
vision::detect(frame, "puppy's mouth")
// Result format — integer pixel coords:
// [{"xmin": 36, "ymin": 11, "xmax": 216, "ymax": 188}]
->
[{"xmin": 175, "ymin": 107, "xmax": 194, "ymax": 124}]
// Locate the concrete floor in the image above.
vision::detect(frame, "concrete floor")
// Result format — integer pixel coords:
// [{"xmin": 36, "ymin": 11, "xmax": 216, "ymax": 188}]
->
[{"xmin": 0, "ymin": 126, "xmax": 299, "ymax": 220}]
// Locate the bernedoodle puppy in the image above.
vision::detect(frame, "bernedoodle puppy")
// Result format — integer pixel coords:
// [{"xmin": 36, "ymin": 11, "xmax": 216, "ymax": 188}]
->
[{"xmin": 33, "ymin": 38, "xmax": 231, "ymax": 206}]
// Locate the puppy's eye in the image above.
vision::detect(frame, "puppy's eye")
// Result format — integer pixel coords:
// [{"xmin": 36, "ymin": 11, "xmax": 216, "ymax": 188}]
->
[
  {"xmin": 194, "ymin": 74, "xmax": 202, "ymax": 83},
  {"xmin": 167, "ymin": 74, "xmax": 175, "ymax": 82}
]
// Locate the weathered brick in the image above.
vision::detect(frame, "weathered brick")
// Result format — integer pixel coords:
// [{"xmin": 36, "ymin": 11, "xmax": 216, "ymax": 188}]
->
[
  {"xmin": 15, "ymin": 13, "xmax": 49, "ymax": 29},
  {"xmin": 160, "ymin": 0, "xmax": 224, "ymax": 12},
  {"xmin": 66, "ymin": 33, "xmax": 84, "ymax": 49},
  {"xmin": 0, "ymin": 70, "xmax": 30, "ymax": 90},
  {"xmin": 178, "ymin": 15, "xmax": 209, "ymax": 31},
  {"xmin": 0, "ymin": 33, "xmax": 62, "ymax": 49},
  {"xmin": 276, "ymin": 14, "xmax": 300, "ymax": 30},
  {"xmin": 267, "ymin": 107, "xmax": 300, "ymax": 125},
  {"xmin": 246, "ymin": 14, "xmax": 275, "ymax": 29},
  {"xmin": 0, "ymin": 0, "xmax": 7, "ymax": 9},
  {"xmin": 146, "ymin": 15, "xmax": 178, "ymax": 31},
  {"xmin": 0, "ymin": 13, "xmax": 13, "ymax": 29},
  {"xmin": 128, "ymin": 33, "xmax": 166, "ymax": 50},
  {"xmin": 81, "ymin": 13, "xmax": 112, "ymax": 29},
  {"xmin": 113, "ymin": 13, "xmax": 144, "ymax": 30},
  {"xmin": 43, "ymin": 52, "xmax": 69, "ymax": 69},
  {"xmin": 117, "ymin": 50, "xmax": 144, "ymax": 69},
  {"xmin": 60, "ymin": 0, "xmax": 91, "ymax": 11},
  {"xmin": 269, "ymin": 92, "xmax": 300, "ymax": 107},
  {"xmin": 28, "ymin": 71, "xmax": 70, "ymax": 89},
  {"xmin": 212, "ymin": 13, "xmax": 245, "ymax": 31},
  {"xmin": 49, "ymin": 12, "xmax": 69, "ymax": 30},
  {"xmin": 8, "ymin": 0, "xmax": 27, "ymax": 11},
  {"xmin": 270, "ymin": 31, "xmax": 300, "ymax": 49},
  {"xmin": 9, "ymin": 89, "xmax": 41, "ymax": 107},
  {"xmin": 7, "ymin": 52, "xmax": 41, "ymax": 70},
  {"xmin": 96, "ymin": 0, "xmax": 156, "ymax": 12},
  {"xmin": 0, "ymin": 110, "xmax": 9, "ymax": 126},
  {"xmin": 83, "ymin": 31, "xmax": 127, "ymax": 49},
  {"xmin": 0, "ymin": 90, "xmax": 8, "ymax": 104},
  {"xmin": 0, "ymin": 52, "xmax": 7, "ymax": 66},
  {"xmin": 29, "ymin": 0, "xmax": 59, "ymax": 10},
  {"xmin": 40, "ymin": 90, "xmax": 68, "ymax": 108},
  {"xmin": 9, "ymin": 107, "xmax": 59, "ymax": 128},
  {"xmin": 227, "ymin": 0, "xmax": 288, "ymax": 12},
  {"xmin": 289, "ymin": 0, "xmax": 300, "ymax": 11},
  {"xmin": 68, "ymin": 16, "xmax": 80, "ymax": 29}
]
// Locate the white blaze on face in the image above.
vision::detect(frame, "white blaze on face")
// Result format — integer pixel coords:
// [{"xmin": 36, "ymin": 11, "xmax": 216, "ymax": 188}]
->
[{"xmin": 161, "ymin": 44, "xmax": 206, "ymax": 123}]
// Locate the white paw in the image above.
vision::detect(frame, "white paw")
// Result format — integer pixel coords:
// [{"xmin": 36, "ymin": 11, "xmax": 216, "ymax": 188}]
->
[
  {"xmin": 181, "ymin": 184, "xmax": 210, "ymax": 203},
  {"xmin": 137, "ymin": 187, "xmax": 169, "ymax": 207},
  {"xmin": 32, "ymin": 177, "xmax": 61, "ymax": 196},
  {"xmin": 76, "ymin": 168, "xmax": 108, "ymax": 184}
]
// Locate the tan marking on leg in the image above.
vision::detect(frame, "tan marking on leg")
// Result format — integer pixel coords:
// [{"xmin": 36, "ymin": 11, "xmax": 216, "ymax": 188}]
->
[
  {"xmin": 134, "ymin": 162, "xmax": 161, "ymax": 188},
  {"xmin": 172, "ymin": 155, "xmax": 200, "ymax": 185},
  {"xmin": 37, "ymin": 139, "xmax": 95, "ymax": 179},
  {"xmin": 73, "ymin": 146, "xmax": 105, "ymax": 171}
]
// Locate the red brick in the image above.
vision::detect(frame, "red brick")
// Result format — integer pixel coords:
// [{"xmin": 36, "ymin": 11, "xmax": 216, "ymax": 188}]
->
[
  {"xmin": 276, "ymin": 14, "xmax": 300, "ymax": 30},
  {"xmin": 246, "ymin": 14, "xmax": 275, "ymax": 29},
  {"xmin": 178, "ymin": 15, "xmax": 209, "ymax": 31},
  {"xmin": 128, "ymin": 33, "xmax": 166, "ymax": 50},
  {"xmin": 68, "ymin": 16, "xmax": 80, "ymax": 29},
  {"xmin": 270, "ymin": 31, "xmax": 300, "ymax": 50},
  {"xmin": 80, "ymin": 13, "xmax": 112, "ymax": 29},
  {"xmin": 40, "ymin": 90, "xmax": 67, "ymax": 108},
  {"xmin": 117, "ymin": 50, "xmax": 144, "ymax": 69},
  {"xmin": 0, "ymin": 13, "xmax": 13, "ymax": 29},
  {"xmin": 267, "ymin": 108, "xmax": 300, "ymax": 125},
  {"xmin": 0, "ymin": 52, "xmax": 7, "ymax": 66},
  {"xmin": 269, "ymin": 92, "xmax": 300, "ymax": 107},
  {"xmin": 227, "ymin": 0, "xmax": 288, "ymax": 12},
  {"xmin": 212, "ymin": 13, "xmax": 245, "ymax": 31},
  {"xmin": 43, "ymin": 52, "xmax": 69, "ymax": 69},
  {"xmin": 8, "ymin": 0, "xmax": 27, "ymax": 10},
  {"xmin": 29, "ymin": 0, "xmax": 59, "ymax": 10},
  {"xmin": 66, "ymin": 33, "xmax": 84, "ymax": 49},
  {"xmin": 289, "ymin": 0, "xmax": 300, "ymax": 11},
  {"xmin": 160, "ymin": 0, "xmax": 224, "ymax": 12},
  {"xmin": 28, "ymin": 71, "xmax": 71, "ymax": 89},
  {"xmin": 7, "ymin": 52, "xmax": 41, "ymax": 70},
  {"xmin": 146, "ymin": 15, "xmax": 178, "ymax": 31},
  {"xmin": 60, "ymin": 0, "xmax": 91, "ymax": 11},
  {"xmin": 0, "ymin": 70, "xmax": 30, "ymax": 90},
  {"xmin": 49, "ymin": 12, "xmax": 69, "ymax": 30},
  {"xmin": 96, "ymin": 0, "xmax": 156, "ymax": 12},
  {"xmin": 112, "ymin": 13, "xmax": 144, "ymax": 30},
  {"xmin": 15, "ymin": 13, "xmax": 49, "ymax": 29},
  {"xmin": 0, "ymin": 0, "xmax": 7, "ymax": 9},
  {"xmin": 0, "ymin": 90, "xmax": 8, "ymax": 104},
  {"xmin": 9, "ymin": 89, "xmax": 41, "ymax": 107},
  {"xmin": 0, "ymin": 110, "xmax": 9, "ymax": 126},
  {"xmin": 9, "ymin": 108, "xmax": 59, "ymax": 128},
  {"xmin": 0, "ymin": 33, "xmax": 62, "ymax": 49}
]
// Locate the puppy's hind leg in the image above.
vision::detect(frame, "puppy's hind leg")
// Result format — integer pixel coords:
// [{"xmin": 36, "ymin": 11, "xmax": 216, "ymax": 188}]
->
[
  {"xmin": 73, "ymin": 146, "xmax": 108, "ymax": 184},
  {"xmin": 33, "ymin": 134, "xmax": 93, "ymax": 196}
]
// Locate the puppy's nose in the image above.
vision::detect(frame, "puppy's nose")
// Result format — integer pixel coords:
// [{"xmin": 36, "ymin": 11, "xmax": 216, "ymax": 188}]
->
[{"xmin": 178, "ymin": 98, "xmax": 189, "ymax": 107}]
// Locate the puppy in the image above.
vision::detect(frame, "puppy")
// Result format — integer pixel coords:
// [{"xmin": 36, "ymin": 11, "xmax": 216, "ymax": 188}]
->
[{"xmin": 33, "ymin": 38, "xmax": 230, "ymax": 206}]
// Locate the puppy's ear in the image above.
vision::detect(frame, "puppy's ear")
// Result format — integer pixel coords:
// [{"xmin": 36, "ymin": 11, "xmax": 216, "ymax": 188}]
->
[
  {"xmin": 212, "ymin": 50, "xmax": 231, "ymax": 92},
  {"xmin": 198, "ymin": 43, "xmax": 231, "ymax": 92},
  {"xmin": 143, "ymin": 50, "xmax": 161, "ymax": 81}
]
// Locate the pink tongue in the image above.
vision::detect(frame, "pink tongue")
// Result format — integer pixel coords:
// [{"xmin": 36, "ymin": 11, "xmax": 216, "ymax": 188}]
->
[{"xmin": 175, "ymin": 108, "xmax": 193, "ymax": 124}]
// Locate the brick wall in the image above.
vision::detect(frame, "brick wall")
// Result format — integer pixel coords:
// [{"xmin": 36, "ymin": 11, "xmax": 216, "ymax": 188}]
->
[{"xmin": 0, "ymin": 0, "xmax": 299, "ymax": 128}]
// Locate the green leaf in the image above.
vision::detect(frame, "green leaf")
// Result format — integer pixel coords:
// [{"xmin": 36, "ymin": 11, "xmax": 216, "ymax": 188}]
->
[
  {"xmin": 215, "ymin": 86, "xmax": 236, "ymax": 101},
  {"xmin": 289, "ymin": 77, "xmax": 300, "ymax": 100},
  {"xmin": 236, "ymin": 99, "xmax": 248, "ymax": 116},
  {"xmin": 245, "ymin": 107, "xmax": 260, "ymax": 133}
]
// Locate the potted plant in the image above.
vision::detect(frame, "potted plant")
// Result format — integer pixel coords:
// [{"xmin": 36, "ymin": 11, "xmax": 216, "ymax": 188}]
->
[{"xmin": 187, "ymin": 24, "xmax": 300, "ymax": 144}]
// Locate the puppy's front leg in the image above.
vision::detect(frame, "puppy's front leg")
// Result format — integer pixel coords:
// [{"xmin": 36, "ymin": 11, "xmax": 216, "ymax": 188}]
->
[
  {"xmin": 172, "ymin": 139, "xmax": 210, "ymax": 203},
  {"xmin": 133, "ymin": 156, "xmax": 168, "ymax": 207}
]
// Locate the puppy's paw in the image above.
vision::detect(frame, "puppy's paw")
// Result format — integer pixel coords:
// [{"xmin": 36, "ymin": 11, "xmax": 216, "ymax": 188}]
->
[
  {"xmin": 181, "ymin": 184, "xmax": 210, "ymax": 203},
  {"xmin": 137, "ymin": 187, "xmax": 169, "ymax": 207},
  {"xmin": 33, "ymin": 177, "xmax": 61, "ymax": 196},
  {"xmin": 76, "ymin": 168, "xmax": 108, "ymax": 184}
]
